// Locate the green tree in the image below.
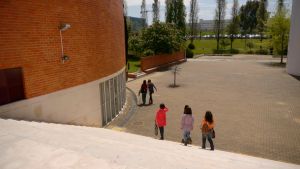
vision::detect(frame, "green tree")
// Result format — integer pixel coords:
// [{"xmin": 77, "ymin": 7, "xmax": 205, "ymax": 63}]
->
[
  {"xmin": 128, "ymin": 34, "xmax": 143, "ymax": 56},
  {"xmin": 165, "ymin": 0, "xmax": 186, "ymax": 33},
  {"xmin": 257, "ymin": 0, "xmax": 268, "ymax": 45},
  {"xmin": 189, "ymin": 0, "xmax": 199, "ymax": 43},
  {"xmin": 152, "ymin": 0, "xmax": 160, "ymax": 22},
  {"xmin": 239, "ymin": 0, "xmax": 259, "ymax": 48},
  {"xmin": 227, "ymin": 0, "xmax": 240, "ymax": 52},
  {"xmin": 214, "ymin": 0, "xmax": 226, "ymax": 51},
  {"xmin": 140, "ymin": 22, "xmax": 185, "ymax": 55},
  {"xmin": 267, "ymin": 0, "xmax": 290, "ymax": 63}
]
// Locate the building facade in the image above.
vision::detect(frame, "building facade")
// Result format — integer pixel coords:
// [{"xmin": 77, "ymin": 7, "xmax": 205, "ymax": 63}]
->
[
  {"xmin": 287, "ymin": 0, "xmax": 300, "ymax": 76},
  {"xmin": 0, "ymin": 0, "xmax": 126, "ymax": 127}
]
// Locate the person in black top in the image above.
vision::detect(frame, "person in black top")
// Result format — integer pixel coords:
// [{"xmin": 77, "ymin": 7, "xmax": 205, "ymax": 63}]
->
[
  {"xmin": 147, "ymin": 79, "xmax": 157, "ymax": 104},
  {"xmin": 139, "ymin": 80, "xmax": 148, "ymax": 105}
]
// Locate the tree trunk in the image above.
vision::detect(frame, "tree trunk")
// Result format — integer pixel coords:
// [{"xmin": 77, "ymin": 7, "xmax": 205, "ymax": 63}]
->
[
  {"xmin": 230, "ymin": 35, "xmax": 233, "ymax": 52},
  {"xmin": 281, "ymin": 34, "xmax": 284, "ymax": 64}
]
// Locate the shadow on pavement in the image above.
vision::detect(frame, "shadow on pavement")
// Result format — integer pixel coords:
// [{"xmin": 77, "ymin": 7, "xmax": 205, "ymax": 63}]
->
[
  {"xmin": 260, "ymin": 62, "xmax": 286, "ymax": 68},
  {"xmin": 291, "ymin": 75, "xmax": 300, "ymax": 81}
]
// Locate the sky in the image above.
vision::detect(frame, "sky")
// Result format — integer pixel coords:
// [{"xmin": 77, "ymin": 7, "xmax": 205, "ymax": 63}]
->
[{"xmin": 126, "ymin": 0, "xmax": 292, "ymax": 24}]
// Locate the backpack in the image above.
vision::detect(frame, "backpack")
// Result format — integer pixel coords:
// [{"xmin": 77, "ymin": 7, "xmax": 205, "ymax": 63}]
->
[
  {"xmin": 140, "ymin": 84, "xmax": 147, "ymax": 93},
  {"xmin": 202, "ymin": 123, "xmax": 209, "ymax": 133}
]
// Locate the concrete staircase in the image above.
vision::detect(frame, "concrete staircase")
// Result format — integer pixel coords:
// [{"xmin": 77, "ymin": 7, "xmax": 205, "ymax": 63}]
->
[{"xmin": 0, "ymin": 119, "xmax": 299, "ymax": 169}]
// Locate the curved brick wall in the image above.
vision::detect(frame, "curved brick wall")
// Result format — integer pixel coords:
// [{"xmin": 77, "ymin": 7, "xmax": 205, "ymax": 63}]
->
[{"xmin": 0, "ymin": 0, "xmax": 125, "ymax": 98}]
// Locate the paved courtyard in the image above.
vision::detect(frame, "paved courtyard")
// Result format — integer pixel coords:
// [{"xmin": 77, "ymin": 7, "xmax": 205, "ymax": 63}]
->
[{"xmin": 109, "ymin": 55, "xmax": 300, "ymax": 164}]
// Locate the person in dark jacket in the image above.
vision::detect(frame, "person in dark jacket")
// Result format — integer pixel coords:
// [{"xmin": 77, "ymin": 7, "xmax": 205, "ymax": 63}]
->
[
  {"xmin": 147, "ymin": 79, "xmax": 157, "ymax": 104},
  {"xmin": 138, "ymin": 80, "xmax": 148, "ymax": 105}
]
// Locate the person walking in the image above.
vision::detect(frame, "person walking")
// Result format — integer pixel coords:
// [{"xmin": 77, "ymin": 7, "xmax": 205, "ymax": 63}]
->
[
  {"xmin": 181, "ymin": 106, "xmax": 194, "ymax": 146},
  {"xmin": 201, "ymin": 111, "xmax": 215, "ymax": 150},
  {"xmin": 138, "ymin": 80, "xmax": 148, "ymax": 105},
  {"xmin": 147, "ymin": 79, "xmax": 157, "ymax": 104},
  {"xmin": 155, "ymin": 103, "xmax": 168, "ymax": 140}
]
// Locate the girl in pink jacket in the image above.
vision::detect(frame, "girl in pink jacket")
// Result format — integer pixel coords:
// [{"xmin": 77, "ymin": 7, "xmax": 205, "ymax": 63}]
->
[
  {"xmin": 181, "ymin": 105, "xmax": 194, "ymax": 146},
  {"xmin": 155, "ymin": 103, "xmax": 168, "ymax": 140}
]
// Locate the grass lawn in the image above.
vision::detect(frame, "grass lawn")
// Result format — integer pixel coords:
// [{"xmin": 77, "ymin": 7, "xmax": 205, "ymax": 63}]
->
[
  {"xmin": 127, "ymin": 55, "xmax": 141, "ymax": 73},
  {"xmin": 188, "ymin": 39, "xmax": 270, "ymax": 55}
]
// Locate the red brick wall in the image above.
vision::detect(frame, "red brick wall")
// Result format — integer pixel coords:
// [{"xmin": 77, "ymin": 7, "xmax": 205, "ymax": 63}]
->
[
  {"xmin": 0, "ymin": 0, "xmax": 125, "ymax": 98},
  {"xmin": 141, "ymin": 52, "xmax": 185, "ymax": 71}
]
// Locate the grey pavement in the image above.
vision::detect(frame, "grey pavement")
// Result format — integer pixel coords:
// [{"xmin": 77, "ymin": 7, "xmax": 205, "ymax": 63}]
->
[{"xmin": 111, "ymin": 55, "xmax": 300, "ymax": 165}]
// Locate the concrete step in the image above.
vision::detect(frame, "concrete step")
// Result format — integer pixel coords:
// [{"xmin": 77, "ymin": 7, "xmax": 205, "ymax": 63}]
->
[{"xmin": 0, "ymin": 119, "xmax": 299, "ymax": 169}]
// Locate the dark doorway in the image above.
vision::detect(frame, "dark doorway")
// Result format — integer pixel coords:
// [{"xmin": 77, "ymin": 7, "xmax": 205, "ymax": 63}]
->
[{"xmin": 0, "ymin": 67, "xmax": 25, "ymax": 105}]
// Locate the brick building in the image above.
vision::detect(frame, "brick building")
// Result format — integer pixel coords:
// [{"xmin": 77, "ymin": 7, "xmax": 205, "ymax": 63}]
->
[{"xmin": 0, "ymin": 0, "xmax": 126, "ymax": 127}]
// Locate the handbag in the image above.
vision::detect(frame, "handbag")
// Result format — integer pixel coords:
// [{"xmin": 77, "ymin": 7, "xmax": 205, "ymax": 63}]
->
[
  {"xmin": 212, "ymin": 128, "xmax": 215, "ymax": 139},
  {"xmin": 154, "ymin": 123, "xmax": 158, "ymax": 136}
]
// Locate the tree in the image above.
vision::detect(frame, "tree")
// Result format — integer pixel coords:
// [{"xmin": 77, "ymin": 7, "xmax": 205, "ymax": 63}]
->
[
  {"xmin": 130, "ymin": 22, "xmax": 185, "ymax": 56},
  {"xmin": 257, "ymin": 0, "xmax": 268, "ymax": 45},
  {"xmin": 189, "ymin": 0, "xmax": 199, "ymax": 43},
  {"xmin": 165, "ymin": 0, "xmax": 186, "ymax": 33},
  {"xmin": 239, "ymin": 0, "xmax": 259, "ymax": 48},
  {"xmin": 214, "ymin": 0, "xmax": 226, "ymax": 51},
  {"xmin": 267, "ymin": 0, "xmax": 290, "ymax": 63},
  {"xmin": 152, "ymin": 0, "xmax": 160, "ymax": 22},
  {"xmin": 141, "ymin": 0, "xmax": 147, "ymax": 27},
  {"xmin": 227, "ymin": 0, "xmax": 240, "ymax": 51}
]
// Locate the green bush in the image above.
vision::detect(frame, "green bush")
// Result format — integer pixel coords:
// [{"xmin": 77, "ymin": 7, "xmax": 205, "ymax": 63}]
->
[
  {"xmin": 186, "ymin": 48, "xmax": 194, "ymax": 58},
  {"xmin": 188, "ymin": 43, "xmax": 195, "ymax": 50},
  {"xmin": 143, "ymin": 49, "xmax": 155, "ymax": 56},
  {"xmin": 246, "ymin": 41, "xmax": 255, "ymax": 51},
  {"xmin": 230, "ymin": 48, "xmax": 240, "ymax": 54},
  {"xmin": 247, "ymin": 50, "xmax": 254, "ymax": 54},
  {"xmin": 255, "ymin": 49, "xmax": 269, "ymax": 55}
]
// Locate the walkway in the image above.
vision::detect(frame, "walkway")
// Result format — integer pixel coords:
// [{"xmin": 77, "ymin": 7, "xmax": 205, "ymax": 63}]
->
[{"xmin": 117, "ymin": 55, "xmax": 300, "ymax": 164}]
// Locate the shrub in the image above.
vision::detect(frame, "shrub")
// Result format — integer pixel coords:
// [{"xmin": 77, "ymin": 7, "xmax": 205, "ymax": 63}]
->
[
  {"xmin": 188, "ymin": 43, "xmax": 195, "ymax": 50},
  {"xmin": 246, "ymin": 41, "xmax": 255, "ymax": 51},
  {"xmin": 143, "ymin": 49, "xmax": 155, "ymax": 56},
  {"xmin": 247, "ymin": 50, "xmax": 254, "ymax": 54},
  {"xmin": 230, "ymin": 48, "xmax": 240, "ymax": 54},
  {"xmin": 220, "ymin": 39, "xmax": 230, "ymax": 49},
  {"xmin": 186, "ymin": 48, "xmax": 194, "ymax": 58},
  {"xmin": 255, "ymin": 49, "xmax": 269, "ymax": 55}
]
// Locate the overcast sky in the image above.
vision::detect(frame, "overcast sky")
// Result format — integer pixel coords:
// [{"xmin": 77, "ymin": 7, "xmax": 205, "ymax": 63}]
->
[{"xmin": 126, "ymin": 0, "xmax": 292, "ymax": 24}]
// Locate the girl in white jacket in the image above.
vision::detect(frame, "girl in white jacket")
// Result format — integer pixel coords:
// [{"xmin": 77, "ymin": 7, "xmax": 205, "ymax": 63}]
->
[{"xmin": 181, "ymin": 105, "xmax": 194, "ymax": 146}]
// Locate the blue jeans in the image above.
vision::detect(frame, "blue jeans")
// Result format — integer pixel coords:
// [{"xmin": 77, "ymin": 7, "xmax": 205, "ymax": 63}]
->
[
  {"xmin": 202, "ymin": 131, "xmax": 214, "ymax": 150},
  {"xmin": 183, "ymin": 130, "xmax": 191, "ymax": 143}
]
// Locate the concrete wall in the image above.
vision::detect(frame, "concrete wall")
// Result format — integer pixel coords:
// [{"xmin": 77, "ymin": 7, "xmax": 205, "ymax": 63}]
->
[
  {"xmin": 0, "ymin": 68, "xmax": 126, "ymax": 127},
  {"xmin": 287, "ymin": 0, "xmax": 300, "ymax": 76},
  {"xmin": 140, "ymin": 52, "xmax": 185, "ymax": 71},
  {"xmin": 0, "ymin": 0, "xmax": 125, "ymax": 98}
]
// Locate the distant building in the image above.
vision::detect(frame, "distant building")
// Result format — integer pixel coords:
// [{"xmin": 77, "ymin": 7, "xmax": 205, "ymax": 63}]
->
[{"xmin": 127, "ymin": 16, "xmax": 146, "ymax": 32}]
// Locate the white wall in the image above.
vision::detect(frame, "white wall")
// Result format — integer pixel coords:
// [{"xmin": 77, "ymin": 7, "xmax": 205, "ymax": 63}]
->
[
  {"xmin": 287, "ymin": 0, "xmax": 300, "ymax": 76},
  {"xmin": 0, "ymin": 67, "xmax": 126, "ymax": 127}
]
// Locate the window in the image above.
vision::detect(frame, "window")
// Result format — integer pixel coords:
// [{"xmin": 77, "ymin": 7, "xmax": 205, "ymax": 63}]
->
[{"xmin": 99, "ymin": 71, "xmax": 126, "ymax": 126}]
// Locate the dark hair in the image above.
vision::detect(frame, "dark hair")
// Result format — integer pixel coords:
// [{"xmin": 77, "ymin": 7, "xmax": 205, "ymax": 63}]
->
[
  {"xmin": 148, "ymin": 79, "xmax": 151, "ymax": 83},
  {"xmin": 160, "ymin": 103, "xmax": 165, "ymax": 109},
  {"xmin": 143, "ymin": 80, "xmax": 146, "ymax": 84},
  {"xmin": 183, "ymin": 105, "xmax": 189, "ymax": 114},
  {"xmin": 205, "ymin": 111, "xmax": 213, "ymax": 123},
  {"xmin": 186, "ymin": 107, "xmax": 192, "ymax": 115}
]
